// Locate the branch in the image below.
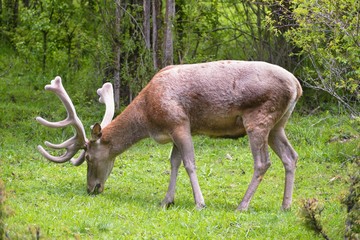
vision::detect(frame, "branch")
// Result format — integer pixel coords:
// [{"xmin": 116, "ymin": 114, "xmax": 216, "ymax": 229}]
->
[
  {"xmin": 0, "ymin": 63, "xmax": 13, "ymax": 78},
  {"xmin": 306, "ymin": 55, "xmax": 359, "ymax": 117},
  {"xmin": 115, "ymin": 2, "xmax": 147, "ymax": 48}
]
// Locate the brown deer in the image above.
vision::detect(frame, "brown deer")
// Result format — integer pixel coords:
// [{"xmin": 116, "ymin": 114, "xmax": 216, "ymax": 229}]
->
[{"xmin": 37, "ymin": 60, "xmax": 302, "ymax": 211}]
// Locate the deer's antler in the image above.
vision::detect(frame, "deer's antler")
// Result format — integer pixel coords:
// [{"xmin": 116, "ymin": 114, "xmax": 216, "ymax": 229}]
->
[
  {"xmin": 97, "ymin": 82, "xmax": 115, "ymax": 129},
  {"xmin": 36, "ymin": 76, "xmax": 87, "ymax": 165}
]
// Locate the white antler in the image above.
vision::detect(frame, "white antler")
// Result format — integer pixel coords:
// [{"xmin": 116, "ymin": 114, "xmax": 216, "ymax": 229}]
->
[
  {"xmin": 36, "ymin": 76, "xmax": 87, "ymax": 165},
  {"xmin": 97, "ymin": 82, "xmax": 115, "ymax": 128}
]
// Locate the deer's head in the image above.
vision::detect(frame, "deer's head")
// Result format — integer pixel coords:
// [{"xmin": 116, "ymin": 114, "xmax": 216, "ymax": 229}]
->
[{"xmin": 36, "ymin": 77, "xmax": 115, "ymax": 194}]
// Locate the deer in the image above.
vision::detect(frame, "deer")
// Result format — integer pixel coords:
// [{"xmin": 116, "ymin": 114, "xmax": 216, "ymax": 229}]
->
[{"xmin": 36, "ymin": 60, "xmax": 302, "ymax": 211}]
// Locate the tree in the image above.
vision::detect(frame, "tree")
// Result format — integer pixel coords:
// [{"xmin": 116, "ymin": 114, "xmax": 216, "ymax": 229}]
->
[
  {"xmin": 1, "ymin": 0, "xmax": 19, "ymax": 41},
  {"xmin": 5, "ymin": 0, "xmax": 358, "ymax": 114},
  {"xmin": 143, "ymin": 0, "xmax": 150, "ymax": 50},
  {"xmin": 12, "ymin": 0, "xmax": 89, "ymax": 74},
  {"xmin": 114, "ymin": 0, "xmax": 122, "ymax": 110},
  {"xmin": 169, "ymin": 0, "xmax": 297, "ymax": 68},
  {"xmin": 271, "ymin": 0, "xmax": 360, "ymax": 115},
  {"xmin": 0, "ymin": 0, "xmax": 3, "ymax": 41},
  {"xmin": 152, "ymin": 0, "xmax": 162, "ymax": 69},
  {"xmin": 98, "ymin": 0, "xmax": 155, "ymax": 107},
  {"xmin": 164, "ymin": 0, "xmax": 175, "ymax": 66}
]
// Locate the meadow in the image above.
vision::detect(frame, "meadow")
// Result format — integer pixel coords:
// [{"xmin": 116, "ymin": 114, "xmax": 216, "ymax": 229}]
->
[{"xmin": 0, "ymin": 73, "xmax": 359, "ymax": 239}]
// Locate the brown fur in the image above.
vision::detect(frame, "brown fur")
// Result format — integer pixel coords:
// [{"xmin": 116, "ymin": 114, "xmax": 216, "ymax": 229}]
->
[{"xmin": 103, "ymin": 60, "xmax": 301, "ymax": 149}]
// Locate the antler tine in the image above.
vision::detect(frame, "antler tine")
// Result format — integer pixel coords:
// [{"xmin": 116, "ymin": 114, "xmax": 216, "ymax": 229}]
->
[
  {"xmin": 36, "ymin": 76, "xmax": 87, "ymax": 164},
  {"xmin": 97, "ymin": 82, "xmax": 115, "ymax": 129},
  {"xmin": 37, "ymin": 144, "xmax": 79, "ymax": 163},
  {"xmin": 70, "ymin": 150, "xmax": 86, "ymax": 166},
  {"xmin": 43, "ymin": 136, "xmax": 78, "ymax": 149}
]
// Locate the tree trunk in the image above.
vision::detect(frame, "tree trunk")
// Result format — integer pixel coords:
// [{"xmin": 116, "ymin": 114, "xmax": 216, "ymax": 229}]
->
[
  {"xmin": 164, "ymin": 0, "xmax": 174, "ymax": 66},
  {"xmin": 4, "ymin": 0, "xmax": 19, "ymax": 30},
  {"xmin": 175, "ymin": 0, "xmax": 185, "ymax": 63},
  {"xmin": 114, "ymin": 0, "xmax": 121, "ymax": 110},
  {"xmin": 0, "ymin": 0, "xmax": 3, "ymax": 41},
  {"xmin": 0, "ymin": 0, "xmax": 2, "ymax": 25},
  {"xmin": 42, "ymin": 30, "xmax": 48, "ymax": 72},
  {"xmin": 152, "ymin": 0, "xmax": 162, "ymax": 70},
  {"xmin": 268, "ymin": 0, "xmax": 297, "ymax": 69},
  {"xmin": 143, "ymin": 0, "xmax": 150, "ymax": 49},
  {"xmin": 13, "ymin": 0, "xmax": 19, "ymax": 28},
  {"xmin": 23, "ymin": 0, "xmax": 30, "ymax": 8}
]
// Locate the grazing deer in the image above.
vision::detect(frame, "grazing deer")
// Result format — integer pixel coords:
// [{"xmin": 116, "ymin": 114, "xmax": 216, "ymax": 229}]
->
[{"xmin": 37, "ymin": 60, "xmax": 302, "ymax": 211}]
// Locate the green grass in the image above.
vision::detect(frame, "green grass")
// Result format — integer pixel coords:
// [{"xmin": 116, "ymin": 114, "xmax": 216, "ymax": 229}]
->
[
  {"xmin": 1, "ymin": 50, "xmax": 359, "ymax": 239},
  {"xmin": 1, "ymin": 107, "xmax": 358, "ymax": 239}
]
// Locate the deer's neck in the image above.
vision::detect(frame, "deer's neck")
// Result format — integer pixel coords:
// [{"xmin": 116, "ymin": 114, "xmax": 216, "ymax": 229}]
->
[{"xmin": 101, "ymin": 99, "xmax": 148, "ymax": 155}]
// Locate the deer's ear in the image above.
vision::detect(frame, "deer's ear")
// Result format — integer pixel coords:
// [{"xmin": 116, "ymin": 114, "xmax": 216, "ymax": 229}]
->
[{"xmin": 91, "ymin": 123, "xmax": 102, "ymax": 141}]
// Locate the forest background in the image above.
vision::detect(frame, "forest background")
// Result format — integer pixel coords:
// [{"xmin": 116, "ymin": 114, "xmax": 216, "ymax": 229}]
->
[
  {"xmin": 0, "ymin": 0, "xmax": 359, "ymax": 239},
  {"xmin": 0, "ymin": 0, "xmax": 359, "ymax": 113}
]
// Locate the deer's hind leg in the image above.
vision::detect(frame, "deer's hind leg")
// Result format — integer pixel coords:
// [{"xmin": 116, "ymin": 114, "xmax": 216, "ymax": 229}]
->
[
  {"xmin": 237, "ymin": 109, "xmax": 277, "ymax": 211},
  {"xmin": 269, "ymin": 112, "xmax": 298, "ymax": 210},
  {"xmin": 237, "ymin": 126, "xmax": 272, "ymax": 211}
]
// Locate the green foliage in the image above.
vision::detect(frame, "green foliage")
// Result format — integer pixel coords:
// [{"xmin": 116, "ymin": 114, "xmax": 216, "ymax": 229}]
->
[
  {"xmin": 0, "ymin": 180, "xmax": 4, "ymax": 239},
  {"xmin": 2, "ymin": 0, "xmax": 359, "ymax": 113},
  {"xmin": 272, "ymin": 0, "xmax": 360, "ymax": 115},
  {"xmin": 117, "ymin": 4, "xmax": 155, "ymax": 100},
  {"xmin": 13, "ymin": 0, "xmax": 81, "ymax": 73},
  {"xmin": 174, "ymin": 0, "xmax": 222, "ymax": 62},
  {"xmin": 94, "ymin": 1, "xmax": 155, "ymax": 103},
  {"xmin": 343, "ymin": 158, "xmax": 360, "ymax": 239},
  {"xmin": 300, "ymin": 198, "xmax": 329, "ymax": 239},
  {"xmin": 173, "ymin": 0, "xmax": 285, "ymax": 64},
  {"xmin": 2, "ymin": 0, "xmax": 112, "ymax": 95}
]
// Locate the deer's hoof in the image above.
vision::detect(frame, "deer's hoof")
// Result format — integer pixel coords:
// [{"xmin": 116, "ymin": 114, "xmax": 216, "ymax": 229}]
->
[
  {"xmin": 236, "ymin": 202, "xmax": 249, "ymax": 212},
  {"xmin": 281, "ymin": 205, "xmax": 292, "ymax": 211},
  {"xmin": 236, "ymin": 207, "xmax": 248, "ymax": 212},
  {"xmin": 160, "ymin": 199, "xmax": 174, "ymax": 209},
  {"xmin": 196, "ymin": 203, "xmax": 206, "ymax": 210}
]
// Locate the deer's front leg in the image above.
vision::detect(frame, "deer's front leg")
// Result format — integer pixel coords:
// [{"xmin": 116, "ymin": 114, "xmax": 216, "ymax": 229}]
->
[
  {"xmin": 171, "ymin": 125, "xmax": 205, "ymax": 210},
  {"xmin": 161, "ymin": 144, "xmax": 182, "ymax": 208}
]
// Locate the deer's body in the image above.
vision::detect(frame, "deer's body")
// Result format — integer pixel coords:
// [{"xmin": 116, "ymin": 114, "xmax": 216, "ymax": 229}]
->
[
  {"xmin": 37, "ymin": 60, "xmax": 302, "ymax": 211},
  {"xmin": 105, "ymin": 60, "xmax": 300, "ymax": 149}
]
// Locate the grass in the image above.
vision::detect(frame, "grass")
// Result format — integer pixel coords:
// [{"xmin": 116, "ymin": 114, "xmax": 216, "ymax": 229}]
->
[
  {"xmin": 1, "ymin": 51, "xmax": 359, "ymax": 239},
  {"xmin": 1, "ymin": 109, "xmax": 358, "ymax": 239}
]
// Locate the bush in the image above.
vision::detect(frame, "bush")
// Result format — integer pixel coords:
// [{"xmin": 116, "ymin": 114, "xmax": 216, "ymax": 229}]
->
[
  {"xmin": 343, "ymin": 158, "xmax": 360, "ymax": 240},
  {"xmin": 0, "ymin": 179, "xmax": 5, "ymax": 239}
]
